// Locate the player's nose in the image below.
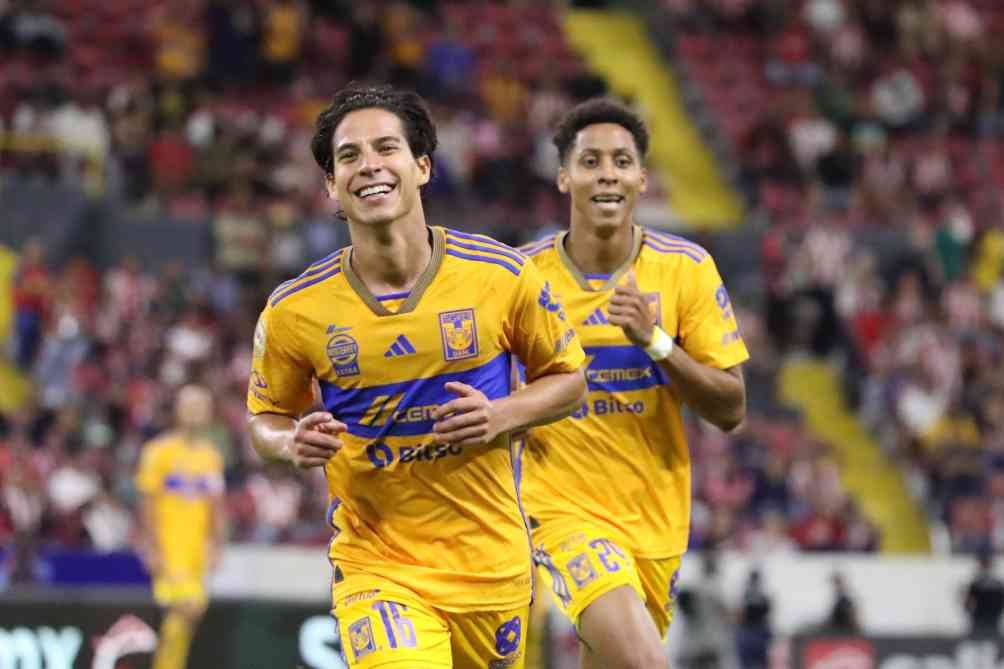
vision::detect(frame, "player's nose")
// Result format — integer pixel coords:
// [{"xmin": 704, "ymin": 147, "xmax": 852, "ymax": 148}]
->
[
  {"xmin": 357, "ymin": 147, "xmax": 384, "ymax": 175},
  {"xmin": 598, "ymin": 158, "xmax": 618, "ymax": 183}
]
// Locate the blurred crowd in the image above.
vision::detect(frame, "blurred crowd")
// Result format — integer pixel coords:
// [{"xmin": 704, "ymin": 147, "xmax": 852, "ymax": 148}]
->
[
  {"xmin": 0, "ymin": 0, "xmax": 603, "ymax": 257},
  {"xmin": 0, "ymin": 0, "xmax": 891, "ymax": 570},
  {"xmin": 1, "ymin": 241, "xmax": 880, "ymax": 564},
  {"xmin": 1, "ymin": 239, "xmax": 335, "ymax": 568},
  {"xmin": 663, "ymin": 0, "xmax": 1004, "ymax": 553}
]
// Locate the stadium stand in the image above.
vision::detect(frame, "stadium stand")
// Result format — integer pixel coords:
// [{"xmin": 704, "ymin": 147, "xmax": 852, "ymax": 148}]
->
[
  {"xmin": 0, "ymin": 0, "xmax": 911, "ymax": 581},
  {"xmin": 2, "ymin": 0, "xmax": 997, "ymax": 579},
  {"xmin": 664, "ymin": 0, "xmax": 1004, "ymax": 554}
]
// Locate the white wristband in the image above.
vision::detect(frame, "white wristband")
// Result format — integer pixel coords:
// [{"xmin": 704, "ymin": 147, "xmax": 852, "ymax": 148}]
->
[{"xmin": 644, "ymin": 326, "xmax": 675, "ymax": 361}]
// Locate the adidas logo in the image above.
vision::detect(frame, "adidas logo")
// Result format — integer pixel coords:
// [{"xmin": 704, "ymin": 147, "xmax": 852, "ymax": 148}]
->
[
  {"xmin": 582, "ymin": 308, "xmax": 609, "ymax": 326},
  {"xmin": 384, "ymin": 334, "xmax": 417, "ymax": 357}
]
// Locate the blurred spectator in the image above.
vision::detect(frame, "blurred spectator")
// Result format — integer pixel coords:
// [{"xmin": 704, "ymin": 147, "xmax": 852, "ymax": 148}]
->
[
  {"xmin": 735, "ymin": 568, "xmax": 772, "ymax": 669},
  {"xmin": 261, "ymin": 0, "xmax": 306, "ymax": 84},
  {"xmin": 963, "ymin": 552, "xmax": 1004, "ymax": 638},
  {"xmin": 675, "ymin": 553, "xmax": 737, "ymax": 669},
  {"xmin": 822, "ymin": 572, "xmax": 861, "ymax": 635},
  {"xmin": 11, "ymin": 238, "xmax": 51, "ymax": 370}
]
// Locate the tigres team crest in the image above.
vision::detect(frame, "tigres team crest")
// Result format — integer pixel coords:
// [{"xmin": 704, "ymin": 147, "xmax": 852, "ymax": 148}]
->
[
  {"xmin": 438, "ymin": 308, "xmax": 479, "ymax": 361},
  {"xmin": 252, "ymin": 317, "xmax": 267, "ymax": 359},
  {"xmin": 348, "ymin": 617, "xmax": 376, "ymax": 660},
  {"xmin": 567, "ymin": 553, "xmax": 598, "ymax": 589},
  {"xmin": 643, "ymin": 292, "xmax": 662, "ymax": 327},
  {"xmin": 326, "ymin": 325, "xmax": 360, "ymax": 377}
]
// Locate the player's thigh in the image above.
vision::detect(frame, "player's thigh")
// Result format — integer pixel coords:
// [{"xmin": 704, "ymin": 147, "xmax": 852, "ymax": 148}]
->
[
  {"xmin": 448, "ymin": 606, "xmax": 529, "ymax": 669},
  {"xmin": 334, "ymin": 585, "xmax": 452, "ymax": 668},
  {"xmin": 533, "ymin": 530, "xmax": 645, "ymax": 628},
  {"xmin": 578, "ymin": 585, "xmax": 666, "ymax": 669},
  {"xmin": 636, "ymin": 555, "xmax": 682, "ymax": 638}
]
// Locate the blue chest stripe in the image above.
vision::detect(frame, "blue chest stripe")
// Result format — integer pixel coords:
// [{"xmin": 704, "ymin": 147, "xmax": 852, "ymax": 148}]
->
[{"xmin": 319, "ymin": 353, "xmax": 512, "ymax": 438}]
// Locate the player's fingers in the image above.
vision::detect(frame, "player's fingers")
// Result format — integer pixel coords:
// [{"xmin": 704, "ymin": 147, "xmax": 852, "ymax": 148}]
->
[
  {"xmin": 450, "ymin": 431, "xmax": 499, "ymax": 446},
  {"xmin": 608, "ymin": 293, "xmax": 642, "ymax": 310},
  {"xmin": 433, "ymin": 424, "xmax": 488, "ymax": 445},
  {"xmin": 432, "ymin": 396, "xmax": 482, "ymax": 420},
  {"xmin": 296, "ymin": 430, "xmax": 343, "ymax": 451},
  {"xmin": 443, "ymin": 381, "xmax": 477, "ymax": 396},
  {"xmin": 625, "ymin": 269, "xmax": 639, "ymax": 290},
  {"xmin": 294, "ymin": 455, "xmax": 331, "ymax": 469},
  {"xmin": 318, "ymin": 419, "xmax": 348, "ymax": 435},
  {"xmin": 296, "ymin": 441, "xmax": 341, "ymax": 458},
  {"xmin": 300, "ymin": 412, "xmax": 335, "ymax": 429},
  {"xmin": 433, "ymin": 410, "xmax": 486, "ymax": 435},
  {"xmin": 607, "ymin": 303, "xmax": 631, "ymax": 318}
]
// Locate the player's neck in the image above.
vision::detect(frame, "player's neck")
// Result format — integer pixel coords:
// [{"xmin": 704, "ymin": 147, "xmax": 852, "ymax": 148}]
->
[
  {"xmin": 348, "ymin": 217, "xmax": 432, "ymax": 294},
  {"xmin": 565, "ymin": 218, "xmax": 635, "ymax": 274}
]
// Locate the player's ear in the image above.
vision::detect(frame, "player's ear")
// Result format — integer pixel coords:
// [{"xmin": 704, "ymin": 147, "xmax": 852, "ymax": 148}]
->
[
  {"xmin": 557, "ymin": 165, "xmax": 570, "ymax": 194},
  {"xmin": 639, "ymin": 166, "xmax": 648, "ymax": 194},
  {"xmin": 415, "ymin": 154, "xmax": 432, "ymax": 186},
  {"xmin": 325, "ymin": 173, "xmax": 337, "ymax": 199}
]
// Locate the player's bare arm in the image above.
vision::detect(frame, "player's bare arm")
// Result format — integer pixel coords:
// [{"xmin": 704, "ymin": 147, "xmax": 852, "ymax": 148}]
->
[
  {"xmin": 608, "ymin": 270, "xmax": 745, "ymax": 431},
  {"xmin": 208, "ymin": 492, "xmax": 226, "ymax": 570},
  {"xmin": 432, "ymin": 369, "xmax": 587, "ymax": 446},
  {"xmin": 248, "ymin": 411, "xmax": 347, "ymax": 469},
  {"xmin": 138, "ymin": 494, "xmax": 162, "ymax": 576}
]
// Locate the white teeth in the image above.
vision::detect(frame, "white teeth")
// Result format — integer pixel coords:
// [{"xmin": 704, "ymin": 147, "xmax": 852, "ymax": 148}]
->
[
  {"xmin": 593, "ymin": 196, "xmax": 622, "ymax": 202},
  {"xmin": 359, "ymin": 185, "xmax": 392, "ymax": 198}
]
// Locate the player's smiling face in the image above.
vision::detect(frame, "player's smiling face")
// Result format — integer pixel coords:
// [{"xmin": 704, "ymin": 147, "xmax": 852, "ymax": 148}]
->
[
  {"xmin": 559, "ymin": 122, "xmax": 647, "ymax": 231},
  {"xmin": 327, "ymin": 108, "xmax": 431, "ymax": 227}
]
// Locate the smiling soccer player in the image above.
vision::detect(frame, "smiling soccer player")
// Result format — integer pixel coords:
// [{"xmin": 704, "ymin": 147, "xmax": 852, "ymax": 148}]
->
[
  {"xmin": 521, "ymin": 98, "xmax": 749, "ymax": 669},
  {"xmin": 246, "ymin": 83, "xmax": 586, "ymax": 669}
]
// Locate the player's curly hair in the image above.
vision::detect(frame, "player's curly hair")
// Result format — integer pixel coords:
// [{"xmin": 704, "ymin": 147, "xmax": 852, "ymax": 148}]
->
[
  {"xmin": 553, "ymin": 97, "xmax": 649, "ymax": 165},
  {"xmin": 311, "ymin": 82, "xmax": 438, "ymax": 176}
]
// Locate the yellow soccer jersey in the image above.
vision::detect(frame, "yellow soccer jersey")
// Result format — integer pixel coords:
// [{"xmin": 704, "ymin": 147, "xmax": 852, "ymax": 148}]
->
[
  {"xmin": 520, "ymin": 226, "xmax": 749, "ymax": 559},
  {"xmin": 134, "ymin": 432, "xmax": 223, "ymax": 575},
  {"xmin": 247, "ymin": 226, "xmax": 585, "ymax": 613}
]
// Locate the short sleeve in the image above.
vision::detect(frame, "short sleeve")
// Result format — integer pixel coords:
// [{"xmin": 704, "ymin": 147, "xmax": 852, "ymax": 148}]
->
[
  {"xmin": 677, "ymin": 255, "xmax": 750, "ymax": 370},
  {"xmin": 134, "ymin": 444, "xmax": 162, "ymax": 495},
  {"xmin": 205, "ymin": 447, "xmax": 225, "ymax": 496},
  {"xmin": 503, "ymin": 260, "xmax": 585, "ymax": 382},
  {"xmin": 246, "ymin": 302, "xmax": 314, "ymax": 417}
]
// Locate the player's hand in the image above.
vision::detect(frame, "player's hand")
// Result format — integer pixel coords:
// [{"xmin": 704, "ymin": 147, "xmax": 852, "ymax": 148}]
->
[
  {"xmin": 140, "ymin": 545, "xmax": 162, "ymax": 577},
  {"xmin": 607, "ymin": 270, "xmax": 655, "ymax": 347},
  {"xmin": 431, "ymin": 382, "xmax": 503, "ymax": 446},
  {"xmin": 207, "ymin": 544, "xmax": 222, "ymax": 571},
  {"xmin": 289, "ymin": 411, "xmax": 346, "ymax": 469}
]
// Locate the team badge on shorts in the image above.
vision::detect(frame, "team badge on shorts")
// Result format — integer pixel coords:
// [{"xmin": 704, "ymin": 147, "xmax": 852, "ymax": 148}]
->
[
  {"xmin": 439, "ymin": 309, "xmax": 478, "ymax": 361},
  {"xmin": 348, "ymin": 617, "xmax": 376, "ymax": 660},
  {"xmin": 567, "ymin": 553, "xmax": 598, "ymax": 589},
  {"xmin": 326, "ymin": 326, "xmax": 360, "ymax": 377},
  {"xmin": 489, "ymin": 616, "xmax": 523, "ymax": 668}
]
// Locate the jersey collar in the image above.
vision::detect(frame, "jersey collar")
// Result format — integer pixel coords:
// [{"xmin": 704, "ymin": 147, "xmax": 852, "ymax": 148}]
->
[
  {"xmin": 342, "ymin": 226, "xmax": 445, "ymax": 316},
  {"xmin": 556, "ymin": 224, "xmax": 643, "ymax": 292}
]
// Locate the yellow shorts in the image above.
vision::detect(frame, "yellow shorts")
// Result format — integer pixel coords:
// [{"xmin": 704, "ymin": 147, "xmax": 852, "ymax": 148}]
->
[
  {"xmin": 333, "ymin": 581, "xmax": 528, "ymax": 668},
  {"xmin": 152, "ymin": 573, "xmax": 207, "ymax": 608},
  {"xmin": 532, "ymin": 528, "xmax": 681, "ymax": 638}
]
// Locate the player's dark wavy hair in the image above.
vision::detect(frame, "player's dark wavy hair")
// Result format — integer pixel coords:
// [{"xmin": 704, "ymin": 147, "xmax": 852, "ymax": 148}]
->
[
  {"xmin": 553, "ymin": 97, "xmax": 649, "ymax": 165},
  {"xmin": 310, "ymin": 82, "xmax": 438, "ymax": 177}
]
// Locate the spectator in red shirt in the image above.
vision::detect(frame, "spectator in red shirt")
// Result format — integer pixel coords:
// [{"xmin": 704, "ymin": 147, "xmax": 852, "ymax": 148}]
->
[{"xmin": 11, "ymin": 238, "xmax": 51, "ymax": 370}]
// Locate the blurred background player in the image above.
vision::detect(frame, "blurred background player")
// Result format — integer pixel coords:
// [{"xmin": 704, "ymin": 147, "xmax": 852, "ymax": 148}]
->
[
  {"xmin": 135, "ymin": 384, "xmax": 225, "ymax": 669},
  {"xmin": 246, "ymin": 82, "xmax": 586, "ymax": 668},
  {"xmin": 521, "ymin": 98, "xmax": 748, "ymax": 669}
]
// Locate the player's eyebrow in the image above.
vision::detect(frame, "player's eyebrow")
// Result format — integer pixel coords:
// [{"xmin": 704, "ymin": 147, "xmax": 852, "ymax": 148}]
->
[
  {"xmin": 578, "ymin": 146, "xmax": 635, "ymax": 157},
  {"xmin": 336, "ymin": 136, "xmax": 402, "ymax": 155}
]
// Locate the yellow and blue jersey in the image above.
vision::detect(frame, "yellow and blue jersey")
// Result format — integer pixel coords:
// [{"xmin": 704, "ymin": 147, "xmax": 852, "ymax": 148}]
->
[
  {"xmin": 247, "ymin": 226, "xmax": 585, "ymax": 613},
  {"xmin": 519, "ymin": 226, "xmax": 749, "ymax": 559},
  {"xmin": 134, "ymin": 432, "xmax": 223, "ymax": 576}
]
